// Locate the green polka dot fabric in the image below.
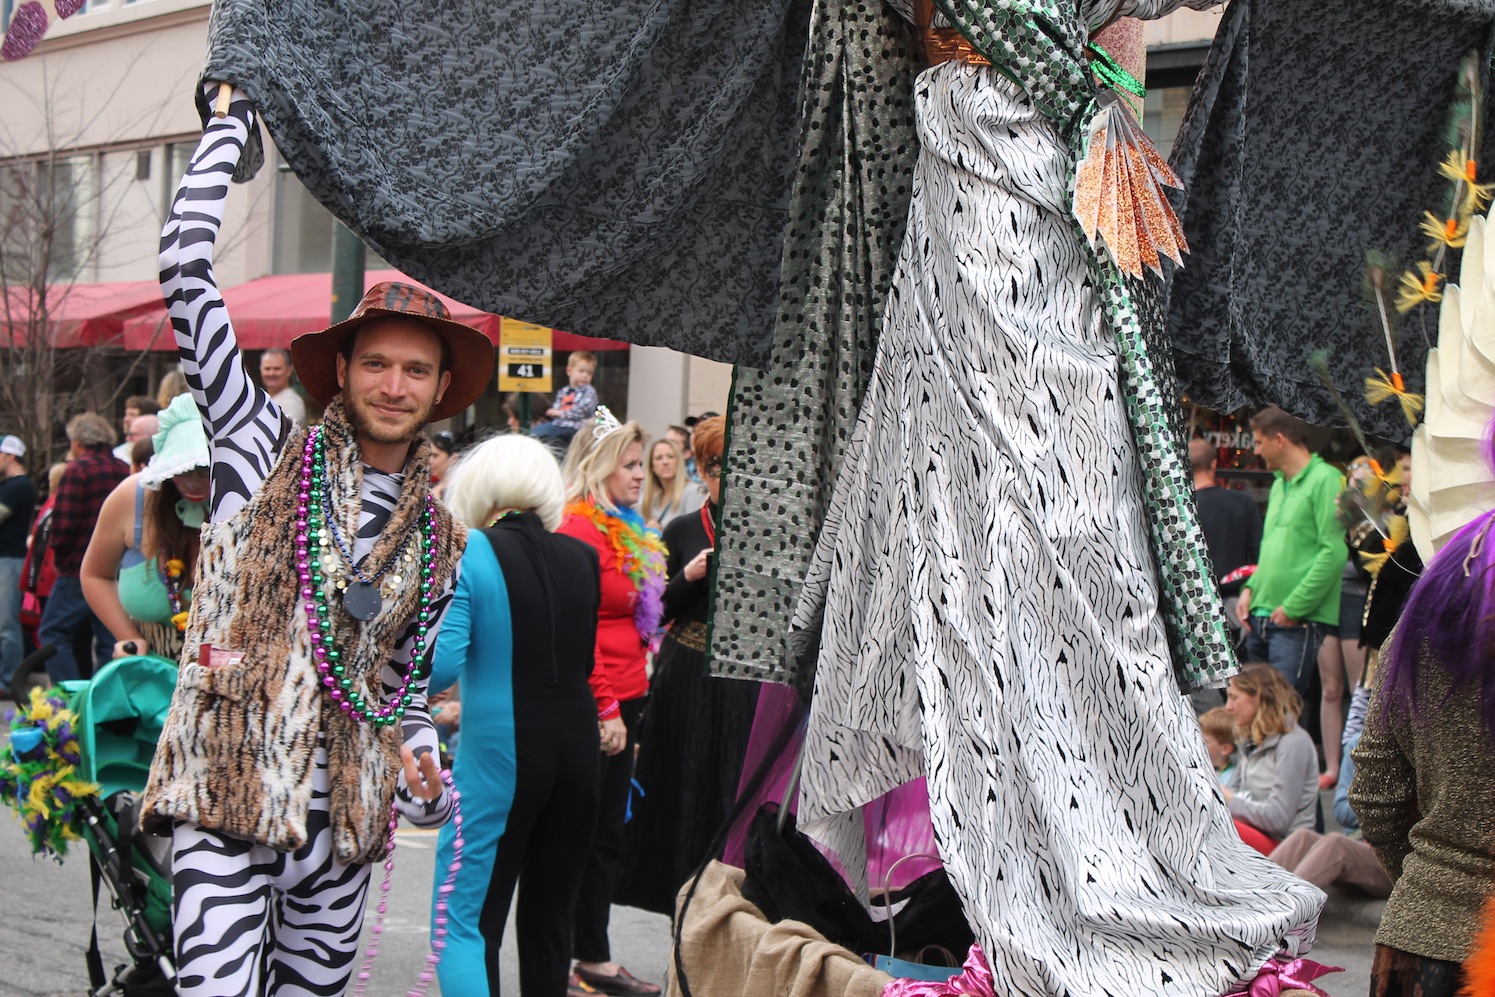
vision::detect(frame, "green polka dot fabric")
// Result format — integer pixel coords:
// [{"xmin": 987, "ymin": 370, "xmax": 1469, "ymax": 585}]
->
[
  {"xmin": 1097, "ymin": 269, "xmax": 1237, "ymax": 691},
  {"xmin": 708, "ymin": 3, "xmax": 921, "ymax": 685}
]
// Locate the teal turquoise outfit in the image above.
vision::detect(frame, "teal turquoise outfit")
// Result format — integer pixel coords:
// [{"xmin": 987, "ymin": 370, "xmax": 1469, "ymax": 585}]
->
[{"xmin": 429, "ymin": 519, "xmax": 601, "ymax": 995}]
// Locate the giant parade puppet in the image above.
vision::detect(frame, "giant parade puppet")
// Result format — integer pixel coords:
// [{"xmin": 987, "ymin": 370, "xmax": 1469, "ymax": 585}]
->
[{"xmin": 6, "ymin": 0, "xmax": 1495, "ymax": 995}]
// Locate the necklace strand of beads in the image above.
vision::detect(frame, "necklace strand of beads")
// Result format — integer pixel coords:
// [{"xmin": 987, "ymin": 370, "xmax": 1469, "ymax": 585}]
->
[
  {"xmin": 297, "ymin": 425, "xmax": 437, "ymax": 726},
  {"xmin": 349, "ymin": 771, "xmax": 463, "ymax": 997}
]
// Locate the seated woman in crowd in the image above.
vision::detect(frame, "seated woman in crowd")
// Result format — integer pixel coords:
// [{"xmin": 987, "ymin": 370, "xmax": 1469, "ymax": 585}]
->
[
  {"xmin": 428, "ymin": 433, "xmax": 602, "ymax": 997},
  {"xmin": 1269, "ymin": 664, "xmax": 1391, "ymax": 898},
  {"xmin": 1221, "ymin": 662, "xmax": 1319, "ymax": 854},
  {"xmin": 80, "ymin": 393, "xmax": 209, "ymax": 662},
  {"xmin": 638, "ymin": 437, "xmax": 702, "ymax": 531}
]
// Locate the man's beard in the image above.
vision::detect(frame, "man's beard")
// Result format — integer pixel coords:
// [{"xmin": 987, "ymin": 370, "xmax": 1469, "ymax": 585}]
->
[{"xmin": 344, "ymin": 391, "xmax": 434, "ymax": 447}]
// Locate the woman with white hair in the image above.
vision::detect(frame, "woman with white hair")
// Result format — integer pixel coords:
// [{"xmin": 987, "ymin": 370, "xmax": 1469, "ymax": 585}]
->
[
  {"xmin": 557, "ymin": 410, "xmax": 666, "ymax": 997},
  {"xmin": 427, "ymin": 433, "xmax": 603, "ymax": 997}
]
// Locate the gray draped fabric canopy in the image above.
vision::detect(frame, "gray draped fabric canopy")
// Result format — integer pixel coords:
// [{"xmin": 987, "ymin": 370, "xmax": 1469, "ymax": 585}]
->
[
  {"xmin": 198, "ymin": 0, "xmax": 809, "ymax": 368},
  {"xmin": 1167, "ymin": 0, "xmax": 1495, "ymax": 442}
]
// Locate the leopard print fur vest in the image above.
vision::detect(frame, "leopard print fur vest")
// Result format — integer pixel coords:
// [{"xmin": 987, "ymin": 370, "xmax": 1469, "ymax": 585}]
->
[{"xmin": 142, "ymin": 400, "xmax": 465, "ymax": 863}]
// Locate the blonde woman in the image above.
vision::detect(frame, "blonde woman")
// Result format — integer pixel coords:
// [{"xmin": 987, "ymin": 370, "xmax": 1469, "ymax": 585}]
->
[
  {"xmin": 557, "ymin": 409, "xmax": 665, "ymax": 996},
  {"xmin": 639, "ymin": 437, "xmax": 702, "ymax": 530},
  {"xmin": 1222, "ymin": 662, "xmax": 1319, "ymax": 854}
]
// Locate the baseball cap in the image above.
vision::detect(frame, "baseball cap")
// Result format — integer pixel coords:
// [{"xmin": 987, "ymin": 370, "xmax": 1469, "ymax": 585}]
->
[{"xmin": 0, "ymin": 435, "xmax": 26, "ymax": 457}]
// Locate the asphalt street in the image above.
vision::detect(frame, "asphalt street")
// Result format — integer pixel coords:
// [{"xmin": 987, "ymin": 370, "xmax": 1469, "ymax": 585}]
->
[
  {"xmin": 0, "ymin": 792, "xmax": 1376, "ymax": 997},
  {"xmin": 0, "ymin": 821, "xmax": 672, "ymax": 997}
]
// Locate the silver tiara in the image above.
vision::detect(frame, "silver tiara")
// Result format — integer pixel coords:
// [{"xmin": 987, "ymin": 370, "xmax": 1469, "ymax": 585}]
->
[{"xmin": 592, "ymin": 405, "xmax": 624, "ymax": 440}]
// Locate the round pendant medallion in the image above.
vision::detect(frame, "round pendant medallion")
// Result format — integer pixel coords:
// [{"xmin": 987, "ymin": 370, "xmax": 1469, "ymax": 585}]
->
[{"xmin": 343, "ymin": 581, "xmax": 382, "ymax": 621}]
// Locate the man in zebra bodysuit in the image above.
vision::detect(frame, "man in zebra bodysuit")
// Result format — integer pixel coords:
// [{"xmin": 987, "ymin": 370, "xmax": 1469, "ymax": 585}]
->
[{"xmin": 140, "ymin": 88, "xmax": 494, "ymax": 996}]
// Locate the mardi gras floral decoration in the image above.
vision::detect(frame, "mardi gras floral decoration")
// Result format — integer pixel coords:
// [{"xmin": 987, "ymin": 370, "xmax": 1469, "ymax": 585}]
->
[
  {"xmin": 0, "ymin": 687, "xmax": 98, "ymax": 859},
  {"xmin": 1394, "ymin": 53, "xmax": 1488, "ymax": 322},
  {"xmin": 0, "ymin": 0, "xmax": 86, "ymax": 62},
  {"xmin": 1346, "ymin": 53, "xmax": 1485, "ymax": 435},
  {"xmin": 1360, "ymin": 257, "xmax": 1426, "ymax": 429}
]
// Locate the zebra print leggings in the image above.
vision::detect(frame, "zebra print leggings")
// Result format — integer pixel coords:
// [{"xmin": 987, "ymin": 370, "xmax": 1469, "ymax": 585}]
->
[{"xmin": 170, "ymin": 750, "xmax": 374, "ymax": 996}]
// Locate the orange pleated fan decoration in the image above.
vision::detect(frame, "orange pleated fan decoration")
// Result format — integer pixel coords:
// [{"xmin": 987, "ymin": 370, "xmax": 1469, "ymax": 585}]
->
[{"xmin": 1073, "ymin": 92, "xmax": 1189, "ymax": 279}]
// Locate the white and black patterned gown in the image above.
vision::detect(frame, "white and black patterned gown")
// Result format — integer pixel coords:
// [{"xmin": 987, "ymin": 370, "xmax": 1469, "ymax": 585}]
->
[{"xmin": 789, "ymin": 4, "xmax": 1324, "ymax": 995}]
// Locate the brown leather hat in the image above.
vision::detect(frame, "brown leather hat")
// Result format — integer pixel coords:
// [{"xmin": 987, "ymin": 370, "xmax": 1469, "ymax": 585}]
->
[{"xmin": 291, "ymin": 281, "xmax": 495, "ymax": 422}]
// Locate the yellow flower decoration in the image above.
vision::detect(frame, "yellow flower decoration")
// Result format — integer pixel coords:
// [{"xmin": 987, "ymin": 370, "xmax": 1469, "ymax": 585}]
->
[
  {"xmin": 1439, "ymin": 151, "xmax": 1495, "ymax": 214},
  {"xmin": 25, "ymin": 688, "xmax": 55, "ymax": 723},
  {"xmin": 1421, "ymin": 212, "xmax": 1470, "ymax": 253},
  {"xmin": 1395, "ymin": 261, "xmax": 1444, "ymax": 313},
  {"xmin": 1366, "ymin": 368, "xmax": 1426, "ymax": 427}
]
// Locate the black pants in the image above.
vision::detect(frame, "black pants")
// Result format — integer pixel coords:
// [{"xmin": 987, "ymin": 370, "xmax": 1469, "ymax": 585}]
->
[
  {"xmin": 480, "ymin": 713, "xmax": 600, "ymax": 997},
  {"xmin": 573, "ymin": 697, "xmax": 646, "ymax": 963}
]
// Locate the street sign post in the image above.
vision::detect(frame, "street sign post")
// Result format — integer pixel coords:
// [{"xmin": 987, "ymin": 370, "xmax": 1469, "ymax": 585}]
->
[{"xmin": 498, "ymin": 319, "xmax": 553, "ymax": 393}]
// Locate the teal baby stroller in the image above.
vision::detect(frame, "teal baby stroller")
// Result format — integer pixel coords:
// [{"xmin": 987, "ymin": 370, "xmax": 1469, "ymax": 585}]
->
[{"xmin": 2, "ymin": 654, "xmax": 178, "ymax": 996}]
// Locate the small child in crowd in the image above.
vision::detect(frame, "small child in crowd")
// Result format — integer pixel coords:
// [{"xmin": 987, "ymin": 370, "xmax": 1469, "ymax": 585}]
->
[
  {"xmin": 531, "ymin": 351, "xmax": 599, "ymax": 446},
  {"xmin": 1199, "ymin": 707, "xmax": 1237, "ymax": 787}
]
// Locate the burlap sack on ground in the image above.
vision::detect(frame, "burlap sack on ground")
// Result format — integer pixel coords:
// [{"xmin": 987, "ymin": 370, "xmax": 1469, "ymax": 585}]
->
[{"xmin": 669, "ymin": 861, "xmax": 892, "ymax": 997}]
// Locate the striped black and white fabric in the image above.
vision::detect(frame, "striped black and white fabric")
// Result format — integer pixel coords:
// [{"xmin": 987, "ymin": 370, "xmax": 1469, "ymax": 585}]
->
[
  {"xmin": 789, "ymin": 6, "xmax": 1325, "ymax": 995},
  {"xmin": 157, "ymin": 90, "xmax": 454, "ymax": 994}
]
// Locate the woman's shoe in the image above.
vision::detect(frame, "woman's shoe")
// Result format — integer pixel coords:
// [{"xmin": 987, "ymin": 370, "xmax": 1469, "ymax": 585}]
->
[{"xmin": 573, "ymin": 966, "xmax": 662, "ymax": 996}]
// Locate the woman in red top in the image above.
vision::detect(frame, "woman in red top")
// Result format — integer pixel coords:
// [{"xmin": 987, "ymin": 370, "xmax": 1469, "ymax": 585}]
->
[{"xmin": 556, "ymin": 409, "xmax": 665, "ymax": 996}]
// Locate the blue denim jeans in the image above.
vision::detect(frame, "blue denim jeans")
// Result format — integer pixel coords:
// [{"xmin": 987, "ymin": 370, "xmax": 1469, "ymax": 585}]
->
[
  {"xmin": 1243, "ymin": 617, "xmax": 1329, "ymax": 693},
  {"xmin": 38, "ymin": 574, "xmax": 113, "ymax": 682},
  {"xmin": 0, "ymin": 556, "xmax": 24, "ymax": 689}
]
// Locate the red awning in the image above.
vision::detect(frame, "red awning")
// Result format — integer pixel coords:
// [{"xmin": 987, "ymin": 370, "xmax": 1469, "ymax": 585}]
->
[
  {"xmin": 119, "ymin": 270, "xmax": 629, "ymax": 353},
  {"xmin": 0, "ymin": 280, "xmax": 167, "ymax": 348}
]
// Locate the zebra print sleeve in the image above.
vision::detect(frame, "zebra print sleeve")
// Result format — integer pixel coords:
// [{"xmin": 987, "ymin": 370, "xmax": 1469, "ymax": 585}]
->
[
  {"xmin": 389, "ymin": 567, "xmax": 457, "ymax": 826},
  {"xmin": 159, "ymin": 86, "xmax": 290, "ymax": 522}
]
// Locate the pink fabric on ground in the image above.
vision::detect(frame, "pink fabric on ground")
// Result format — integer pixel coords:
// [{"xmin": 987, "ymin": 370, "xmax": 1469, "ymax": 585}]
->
[{"xmin": 1230, "ymin": 957, "xmax": 1342, "ymax": 997}]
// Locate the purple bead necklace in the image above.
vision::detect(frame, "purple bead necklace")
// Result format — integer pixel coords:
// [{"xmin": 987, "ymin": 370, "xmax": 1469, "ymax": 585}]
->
[{"xmin": 297, "ymin": 425, "xmax": 436, "ymax": 726}]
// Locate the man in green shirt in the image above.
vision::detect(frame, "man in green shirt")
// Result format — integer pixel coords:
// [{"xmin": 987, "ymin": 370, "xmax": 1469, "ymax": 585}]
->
[{"xmin": 1236, "ymin": 406, "xmax": 1346, "ymax": 692}]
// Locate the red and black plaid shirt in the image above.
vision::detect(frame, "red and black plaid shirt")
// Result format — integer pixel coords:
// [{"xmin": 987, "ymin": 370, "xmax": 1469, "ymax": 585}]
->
[{"xmin": 51, "ymin": 446, "xmax": 128, "ymax": 575}]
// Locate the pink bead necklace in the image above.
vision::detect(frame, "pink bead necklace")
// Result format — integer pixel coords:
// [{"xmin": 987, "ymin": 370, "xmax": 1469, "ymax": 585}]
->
[{"xmin": 350, "ymin": 770, "xmax": 464, "ymax": 997}]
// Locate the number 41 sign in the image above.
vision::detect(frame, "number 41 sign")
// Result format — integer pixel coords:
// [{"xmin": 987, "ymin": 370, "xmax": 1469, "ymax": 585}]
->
[{"xmin": 498, "ymin": 319, "xmax": 553, "ymax": 392}]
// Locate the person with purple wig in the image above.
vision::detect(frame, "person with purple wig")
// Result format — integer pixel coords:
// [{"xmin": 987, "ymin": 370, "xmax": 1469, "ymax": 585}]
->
[{"xmin": 1350, "ymin": 470, "xmax": 1495, "ymax": 997}]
